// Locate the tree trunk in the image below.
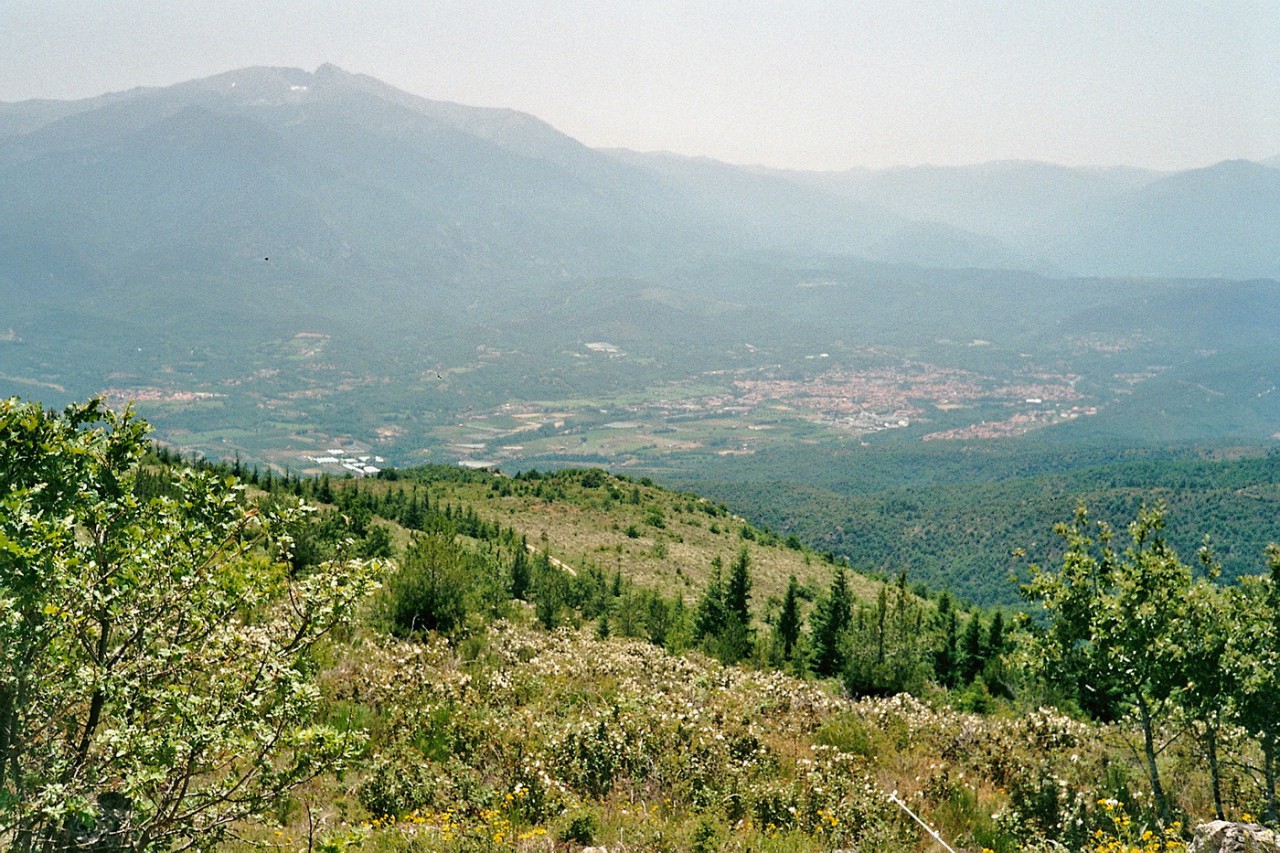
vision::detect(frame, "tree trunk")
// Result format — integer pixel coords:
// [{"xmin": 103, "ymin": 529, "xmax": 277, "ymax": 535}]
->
[
  {"xmin": 1264, "ymin": 737, "xmax": 1278, "ymax": 826},
  {"xmin": 875, "ymin": 595, "xmax": 886, "ymax": 665},
  {"xmin": 0, "ymin": 684, "xmax": 13, "ymax": 792},
  {"xmin": 1136, "ymin": 694, "xmax": 1172, "ymax": 826},
  {"xmin": 1205, "ymin": 723, "xmax": 1224, "ymax": 822}
]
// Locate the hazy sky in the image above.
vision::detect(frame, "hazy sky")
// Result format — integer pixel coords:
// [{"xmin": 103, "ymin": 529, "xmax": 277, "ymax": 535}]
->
[{"xmin": 3, "ymin": 1, "xmax": 1278, "ymax": 171}]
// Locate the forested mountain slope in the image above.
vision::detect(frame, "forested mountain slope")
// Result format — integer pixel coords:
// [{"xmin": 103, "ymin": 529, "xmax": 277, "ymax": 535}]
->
[{"xmin": 664, "ymin": 442, "xmax": 1280, "ymax": 604}]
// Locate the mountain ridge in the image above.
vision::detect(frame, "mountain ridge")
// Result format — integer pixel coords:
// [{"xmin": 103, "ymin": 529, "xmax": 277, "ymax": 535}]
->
[{"xmin": 5, "ymin": 65, "xmax": 1279, "ymax": 281}]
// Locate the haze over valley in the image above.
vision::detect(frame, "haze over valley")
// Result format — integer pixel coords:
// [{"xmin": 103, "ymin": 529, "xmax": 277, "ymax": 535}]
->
[{"xmin": 4, "ymin": 63, "xmax": 1280, "ymax": 600}]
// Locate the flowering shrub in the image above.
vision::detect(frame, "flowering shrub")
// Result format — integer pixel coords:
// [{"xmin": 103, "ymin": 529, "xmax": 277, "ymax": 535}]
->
[
  {"xmin": 310, "ymin": 619, "xmax": 1235, "ymax": 851},
  {"xmin": 995, "ymin": 758, "xmax": 1092, "ymax": 848},
  {"xmin": 357, "ymin": 749, "xmax": 437, "ymax": 818}
]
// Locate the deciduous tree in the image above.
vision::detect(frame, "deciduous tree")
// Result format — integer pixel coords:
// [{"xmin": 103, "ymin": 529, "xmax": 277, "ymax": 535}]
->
[
  {"xmin": 0, "ymin": 398, "xmax": 380, "ymax": 851},
  {"xmin": 1021, "ymin": 505, "xmax": 1191, "ymax": 826}
]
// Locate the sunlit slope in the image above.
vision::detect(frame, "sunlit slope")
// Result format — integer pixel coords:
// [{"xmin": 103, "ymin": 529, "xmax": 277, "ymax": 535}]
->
[{"xmin": 352, "ymin": 466, "xmax": 884, "ymax": 610}]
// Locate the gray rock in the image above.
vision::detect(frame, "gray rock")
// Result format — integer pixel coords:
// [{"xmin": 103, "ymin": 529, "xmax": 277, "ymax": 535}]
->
[{"xmin": 1190, "ymin": 821, "xmax": 1280, "ymax": 853}]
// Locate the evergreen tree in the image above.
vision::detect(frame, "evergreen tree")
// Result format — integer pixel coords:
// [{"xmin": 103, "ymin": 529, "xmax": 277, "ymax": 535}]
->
[
  {"xmin": 843, "ymin": 571, "xmax": 932, "ymax": 697},
  {"xmin": 960, "ymin": 612, "xmax": 986, "ymax": 684},
  {"xmin": 533, "ymin": 553, "xmax": 568, "ymax": 631},
  {"xmin": 399, "ymin": 492, "xmax": 425, "ymax": 531},
  {"xmin": 615, "ymin": 589, "xmax": 647, "ymax": 639},
  {"xmin": 645, "ymin": 591, "xmax": 673, "ymax": 648},
  {"xmin": 381, "ymin": 534, "xmax": 470, "ymax": 636},
  {"xmin": 510, "ymin": 548, "xmax": 531, "ymax": 601},
  {"xmin": 725, "ymin": 546, "xmax": 752, "ymax": 628},
  {"xmin": 987, "ymin": 611, "xmax": 1005, "ymax": 656},
  {"xmin": 667, "ymin": 596, "xmax": 691, "ymax": 652},
  {"xmin": 810, "ymin": 567, "xmax": 852, "ymax": 678},
  {"xmin": 694, "ymin": 557, "xmax": 727, "ymax": 641},
  {"xmin": 359, "ymin": 524, "xmax": 394, "ymax": 559},
  {"xmin": 933, "ymin": 591, "xmax": 959, "ymax": 687},
  {"xmin": 778, "ymin": 575, "xmax": 801, "ymax": 660},
  {"xmin": 693, "ymin": 554, "xmax": 753, "ymax": 664}
]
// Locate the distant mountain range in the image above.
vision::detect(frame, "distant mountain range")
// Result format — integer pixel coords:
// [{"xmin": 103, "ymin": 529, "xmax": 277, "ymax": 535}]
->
[
  {"xmin": 3, "ymin": 63, "xmax": 1278, "ymax": 295},
  {"xmin": 5, "ymin": 64, "xmax": 1280, "ymax": 469}
]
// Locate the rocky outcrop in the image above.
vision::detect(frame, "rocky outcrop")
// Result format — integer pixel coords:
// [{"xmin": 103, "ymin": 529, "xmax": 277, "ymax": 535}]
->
[{"xmin": 1190, "ymin": 821, "xmax": 1280, "ymax": 853}]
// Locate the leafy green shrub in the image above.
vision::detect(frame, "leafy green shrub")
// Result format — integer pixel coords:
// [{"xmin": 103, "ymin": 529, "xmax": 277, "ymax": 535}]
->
[
  {"xmin": 813, "ymin": 712, "xmax": 874, "ymax": 757},
  {"xmin": 750, "ymin": 782, "xmax": 799, "ymax": 831},
  {"xmin": 357, "ymin": 749, "xmax": 436, "ymax": 818},
  {"xmin": 558, "ymin": 812, "xmax": 598, "ymax": 845},
  {"xmin": 1001, "ymin": 760, "xmax": 1090, "ymax": 848},
  {"xmin": 507, "ymin": 758, "xmax": 570, "ymax": 825},
  {"xmin": 689, "ymin": 819, "xmax": 718, "ymax": 853},
  {"xmin": 411, "ymin": 701, "xmax": 478, "ymax": 761},
  {"xmin": 953, "ymin": 680, "xmax": 997, "ymax": 714},
  {"xmin": 551, "ymin": 714, "xmax": 635, "ymax": 798}
]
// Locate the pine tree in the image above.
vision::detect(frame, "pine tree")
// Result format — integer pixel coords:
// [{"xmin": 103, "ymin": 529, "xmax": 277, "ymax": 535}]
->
[
  {"xmin": 960, "ymin": 612, "xmax": 986, "ymax": 684},
  {"xmin": 987, "ymin": 611, "xmax": 1005, "ymax": 656},
  {"xmin": 725, "ymin": 546, "xmax": 752, "ymax": 628},
  {"xmin": 693, "ymin": 557, "xmax": 727, "ymax": 641},
  {"xmin": 400, "ymin": 492, "xmax": 425, "ymax": 531},
  {"xmin": 933, "ymin": 591, "xmax": 959, "ymax": 688},
  {"xmin": 645, "ymin": 592, "xmax": 673, "ymax": 648},
  {"xmin": 778, "ymin": 575, "xmax": 801, "ymax": 660},
  {"xmin": 533, "ymin": 553, "xmax": 566, "ymax": 630},
  {"xmin": 510, "ymin": 548, "xmax": 531, "ymax": 601},
  {"xmin": 810, "ymin": 567, "xmax": 852, "ymax": 677},
  {"xmin": 316, "ymin": 471, "xmax": 335, "ymax": 504}
]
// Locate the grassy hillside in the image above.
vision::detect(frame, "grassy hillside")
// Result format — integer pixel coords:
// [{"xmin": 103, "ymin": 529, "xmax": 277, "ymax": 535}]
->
[{"xmin": 363, "ymin": 466, "xmax": 883, "ymax": 611}]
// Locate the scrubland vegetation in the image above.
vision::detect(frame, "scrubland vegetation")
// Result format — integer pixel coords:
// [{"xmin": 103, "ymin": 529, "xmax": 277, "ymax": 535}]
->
[{"xmin": 4, "ymin": 398, "xmax": 1280, "ymax": 851}]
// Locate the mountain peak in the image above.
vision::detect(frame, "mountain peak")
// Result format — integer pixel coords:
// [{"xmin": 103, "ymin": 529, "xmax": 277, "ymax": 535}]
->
[{"xmin": 313, "ymin": 63, "xmax": 349, "ymax": 78}]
